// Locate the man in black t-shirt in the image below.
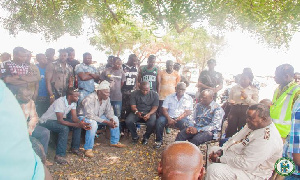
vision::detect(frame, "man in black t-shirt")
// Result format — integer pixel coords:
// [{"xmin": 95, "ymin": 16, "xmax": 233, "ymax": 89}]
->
[
  {"xmin": 198, "ymin": 59, "xmax": 223, "ymax": 101},
  {"xmin": 121, "ymin": 54, "xmax": 138, "ymax": 121},
  {"xmin": 125, "ymin": 81, "xmax": 159, "ymax": 145}
]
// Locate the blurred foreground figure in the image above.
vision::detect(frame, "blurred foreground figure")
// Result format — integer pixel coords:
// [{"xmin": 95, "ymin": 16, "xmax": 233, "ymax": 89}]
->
[
  {"xmin": 158, "ymin": 141, "xmax": 204, "ymax": 180},
  {"xmin": 0, "ymin": 80, "xmax": 52, "ymax": 179}
]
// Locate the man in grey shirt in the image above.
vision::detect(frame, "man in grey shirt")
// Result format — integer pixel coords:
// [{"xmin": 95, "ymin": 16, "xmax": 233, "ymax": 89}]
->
[{"xmin": 126, "ymin": 81, "xmax": 159, "ymax": 145}]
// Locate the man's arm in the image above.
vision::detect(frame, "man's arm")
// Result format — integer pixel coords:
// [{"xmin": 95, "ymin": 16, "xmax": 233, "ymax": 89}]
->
[
  {"xmin": 56, "ymin": 111, "xmax": 84, "ymax": 128},
  {"xmin": 45, "ymin": 64, "xmax": 54, "ymax": 102},
  {"xmin": 82, "ymin": 97, "xmax": 106, "ymax": 123},
  {"xmin": 293, "ymin": 153, "xmax": 300, "ymax": 166},
  {"xmin": 3, "ymin": 75, "xmax": 28, "ymax": 85},
  {"xmin": 201, "ymin": 107, "xmax": 225, "ymax": 132},
  {"xmin": 137, "ymin": 67, "xmax": 142, "ymax": 85},
  {"xmin": 33, "ymin": 82, "xmax": 39, "ymax": 101},
  {"xmin": 27, "ymin": 101, "xmax": 39, "ymax": 135},
  {"xmin": 156, "ymin": 68, "xmax": 160, "ymax": 92}
]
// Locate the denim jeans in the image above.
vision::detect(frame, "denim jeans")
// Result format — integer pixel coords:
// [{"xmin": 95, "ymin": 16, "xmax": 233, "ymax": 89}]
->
[
  {"xmin": 32, "ymin": 125, "xmax": 50, "ymax": 154},
  {"xmin": 125, "ymin": 112, "xmax": 156, "ymax": 140},
  {"xmin": 80, "ymin": 115, "xmax": 120, "ymax": 150},
  {"xmin": 175, "ymin": 128, "xmax": 213, "ymax": 146},
  {"xmin": 155, "ymin": 115, "xmax": 188, "ymax": 142},
  {"xmin": 110, "ymin": 101, "xmax": 122, "ymax": 118},
  {"xmin": 41, "ymin": 119, "xmax": 81, "ymax": 156}
]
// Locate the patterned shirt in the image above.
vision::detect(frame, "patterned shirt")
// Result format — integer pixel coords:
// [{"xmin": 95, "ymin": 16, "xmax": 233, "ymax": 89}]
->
[
  {"xmin": 46, "ymin": 60, "xmax": 73, "ymax": 97},
  {"xmin": 283, "ymin": 97, "xmax": 300, "ymax": 175},
  {"xmin": 20, "ymin": 100, "xmax": 39, "ymax": 134},
  {"xmin": 162, "ymin": 93, "xmax": 193, "ymax": 118},
  {"xmin": 40, "ymin": 96, "xmax": 77, "ymax": 123},
  {"xmin": 75, "ymin": 63, "xmax": 98, "ymax": 93},
  {"xmin": 192, "ymin": 101, "xmax": 225, "ymax": 132},
  {"xmin": 78, "ymin": 92, "xmax": 115, "ymax": 123}
]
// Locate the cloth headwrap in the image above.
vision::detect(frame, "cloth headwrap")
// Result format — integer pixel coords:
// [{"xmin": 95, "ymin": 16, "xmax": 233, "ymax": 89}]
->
[{"xmin": 95, "ymin": 80, "xmax": 110, "ymax": 90}]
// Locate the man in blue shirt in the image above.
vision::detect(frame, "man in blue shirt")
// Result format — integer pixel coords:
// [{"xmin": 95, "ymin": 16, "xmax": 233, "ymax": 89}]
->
[
  {"xmin": 154, "ymin": 82, "xmax": 193, "ymax": 149},
  {"xmin": 175, "ymin": 89, "xmax": 225, "ymax": 146},
  {"xmin": 283, "ymin": 97, "xmax": 300, "ymax": 179},
  {"xmin": 75, "ymin": 52, "xmax": 100, "ymax": 104},
  {"xmin": 35, "ymin": 53, "xmax": 50, "ymax": 116}
]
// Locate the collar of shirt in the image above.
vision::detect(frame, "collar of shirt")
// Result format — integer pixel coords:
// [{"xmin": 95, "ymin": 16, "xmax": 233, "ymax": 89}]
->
[
  {"xmin": 237, "ymin": 84, "xmax": 252, "ymax": 90},
  {"xmin": 64, "ymin": 96, "xmax": 71, "ymax": 107},
  {"xmin": 172, "ymin": 93, "xmax": 189, "ymax": 101}
]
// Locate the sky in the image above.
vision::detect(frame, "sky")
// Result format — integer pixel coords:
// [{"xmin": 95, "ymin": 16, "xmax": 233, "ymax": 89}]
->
[{"xmin": 0, "ymin": 26, "xmax": 299, "ymax": 77}]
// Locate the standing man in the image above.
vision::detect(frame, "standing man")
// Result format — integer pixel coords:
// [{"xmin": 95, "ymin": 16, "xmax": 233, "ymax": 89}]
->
[
  {"xmin": 283, "ymin": 97, "xmax": 300, "ymax": 179},
  {"xmin": 39, "ymin": 88, "xmax": 90, "ymax": 164},
  {"xmin": 79, "ymin": 81, "xmax": 126, "ymax": 158},
  {"xmin": 66, "ymin": 47, "xmax": 80, "ymax": 70},
  {"xmin": 154, "ymin": 82, "xmax": 193, "ymax": 149},
  {"xmin": 100, "ymin": 57, "xmax": 126, "ymax": 119},
  {"xmin": 0, "ymin": 52, "xmax": 11, "ymax": 79},
  {"xmin": 271, "ymin": 64, "xmax": 300, "ymax": 139},
  {"xmin": 25, "ymin": 50, "xmax": 41, "ymax": 101},
  {"xmin": 198, "ymin": 59, "xmax": 223, "ymax": 101},
  {"xmin": 158, "ymin": 60, "xmax": 181, "ymax": 115},
  {"xmin": 138, "ymin": 55, "xmax": 160, "ymax": 92},
  {"xmin": 46, "ymin": 48, "xmax": 73, "ymax": 104},
  {"xmin": 173, "ymin": 63, "xmax": 190, "ymax": 87},
  {"xmin": 45, "ymin": 48, "xmax": 55, "ymax": 64},
  {"xmin": 175, "ymin": 89, "xmax": 224, "ymax": 146},
  {"xmin": 2, "ymin": 47, "xmax": 39, "ymax": 95},
  {"xmin": 121, "ymin": 54, "xmax": 138, "ymax": 131},
  {"xmin": 35, "ymin": 53, "xmax": 50, "ymax": 116},
  {"xmin": 126, "ymin": 81, "xmax": 159, "ymax": 144},
  {"xmin": 75, "ymin": 52, "xmax": 100, "ymax": 104}
]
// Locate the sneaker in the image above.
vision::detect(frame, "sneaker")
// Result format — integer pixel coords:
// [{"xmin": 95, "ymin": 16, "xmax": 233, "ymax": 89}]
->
[
  {"xmin": 110, "ymin": 142, "xmax": 126, "ymax": 148},
  {"xmin": 141, "ymin": 138, "xmax": 148, "ymax": 145},
  {"xmin": 85, "ymin": 149, "xmax": 94, "ymax": 158},
  {"xmin": 132, "ymin": 137, "xmax": 139, "ymax": 144},
  {"xmin": 166, "ymin": 127, "xmax": 172, "ymax": 134},
  {"xmin": 54, "ymin": 155, "xmax": 69, "ymax": 164},
  {"xmin": 71, "ymin": 148, "xmax": 83, "ymax": 157},
  {"xmin": 153, "ymin": 141, "xmax": 162, "ymax": 149}
]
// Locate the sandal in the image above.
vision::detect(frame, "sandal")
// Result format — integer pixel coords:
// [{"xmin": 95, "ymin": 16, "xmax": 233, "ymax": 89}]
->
[{"xmin": 54, "ymin": 155, "xmax": 69, "ymax": 165}]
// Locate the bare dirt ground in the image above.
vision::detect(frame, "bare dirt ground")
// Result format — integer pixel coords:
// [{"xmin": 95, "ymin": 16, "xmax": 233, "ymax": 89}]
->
[{"xmin": 47, "ymin": 128, "xmax": 186, "ymax": 180}]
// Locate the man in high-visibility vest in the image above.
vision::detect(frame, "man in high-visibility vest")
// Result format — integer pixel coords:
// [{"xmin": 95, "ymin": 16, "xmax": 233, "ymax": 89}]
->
[{"xmin": 271, "ymin": 64, "xmax": 300, "ymax": 139}]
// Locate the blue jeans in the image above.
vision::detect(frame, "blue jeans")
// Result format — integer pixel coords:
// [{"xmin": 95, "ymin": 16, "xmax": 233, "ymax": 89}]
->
[
  {"xmin": 32, "ymin": 125, "xmax": 50, "ymax": 154},
  {"xmin": 110, "ymin": 101, "xmax": 122, "ymax": 118},
  {"xmin": 81, "ymin": 115, "xmax": 120, "ymax": 150},
  {"xmin": 41, "ymin": 119, "xmax": 81, "ymax": 156},
  {"xmin": 155, "ymin": 115, "xmax": 188, "ymax": 142}
]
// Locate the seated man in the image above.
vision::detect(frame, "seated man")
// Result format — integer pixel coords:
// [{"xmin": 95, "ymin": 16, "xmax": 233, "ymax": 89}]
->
[
  {"xmin": 158, "ymin": 141, "xmax": 204, "ymax": 180},
  {"xmin": 154, "ymin": 82, "xmax": 193, "ymax": 149},
  {"xmin": 16, "ymin": 87, "xmax": 50, "ymax": 164},
  {"xmin": 207, "ymin": 104, "xmax": 283, "ymax": 180},
  {"xmin": 78, "ymin": 80, "xmax": 126, "ymax": 158},
  {"xmin": 39, "ymin": 87, "xmax": 90, "ymax": 164},
  {"xmin": 126, "ymin": 81, "xmax": 159, "ymax": 144},
  {"xmin": 175, "ymin": 89, "xmax": 224, "ymax": 146},
  {"xmin": 0, "ymin": 80, "xmax": 52, "ymax": 180}
]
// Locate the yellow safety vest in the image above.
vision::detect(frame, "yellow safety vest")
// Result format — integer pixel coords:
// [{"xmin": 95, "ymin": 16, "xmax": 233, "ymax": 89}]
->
[{"xmin": 270, "ymin": 84, "xmax": 300, "ymax": 138}]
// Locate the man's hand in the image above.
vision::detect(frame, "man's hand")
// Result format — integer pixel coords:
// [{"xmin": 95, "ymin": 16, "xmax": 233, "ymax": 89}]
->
[
  {"xmin": 28, "ymin": 129, "xmax": 33, "ymax": 136},
  {"xmin": 186, "ymin": 127, "xmax": 198, "ymax": 135},
  {"xmin": 241, "ymin": 90, "xmax": 248, "ymax": 99},
  {"xmin": 136, "ymin": 112, "xmax": 143, "ymax": 119},
  {"xmin": 143, "ymin": 113, "xmax": 150, "ymax": 121},
  {"xmin": 105, "ymin": 119, "xmax": 117, "ymax": 128},
  {"xmin": 167, "ymin": 118, "xmax": 176, "ymax": 126},
  {"xmin": 209, "ymin": 150, "xmax": 223, "ymax": 163},
  {"xmin": 49, "ymin": 95, "xmax": 55, "ymax": 104},
  {"xmin": 78, "ymin": 120, "xmax": 91, "ymax": 130}
]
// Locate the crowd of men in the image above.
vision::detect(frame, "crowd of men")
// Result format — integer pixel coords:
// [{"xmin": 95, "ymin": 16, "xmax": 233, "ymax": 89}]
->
[{"xmin": 0, "ymin": 46, "xmax": 299, "ymax": 179}]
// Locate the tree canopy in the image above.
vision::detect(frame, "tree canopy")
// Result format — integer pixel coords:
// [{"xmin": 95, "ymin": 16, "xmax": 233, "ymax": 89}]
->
[{"xmin": 1, "ymin": 0, "xmax": 299, "ymax": 63}]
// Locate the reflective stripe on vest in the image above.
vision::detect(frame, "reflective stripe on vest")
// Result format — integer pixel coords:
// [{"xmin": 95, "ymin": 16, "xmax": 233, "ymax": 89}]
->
[{"xmin": 272, "ymin": 85, "xmax": 300, "ymax": 125}]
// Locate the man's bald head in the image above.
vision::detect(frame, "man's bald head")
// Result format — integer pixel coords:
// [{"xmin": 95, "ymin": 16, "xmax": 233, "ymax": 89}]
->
[{"xmin": 158, "ymin": 142, "xmax": 204, "ymax": 180}]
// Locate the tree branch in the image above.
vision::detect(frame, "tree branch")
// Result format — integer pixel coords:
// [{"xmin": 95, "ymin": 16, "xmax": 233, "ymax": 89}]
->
[{"xmin": 103, "ymin": 0, "xmax": 119, "ymax": 23}]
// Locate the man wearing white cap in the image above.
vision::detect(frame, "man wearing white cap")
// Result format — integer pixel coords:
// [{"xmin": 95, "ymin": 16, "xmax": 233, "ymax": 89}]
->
[{"xmin": 79, "ymin": 80, "xmax": 126, "ymax": 158}]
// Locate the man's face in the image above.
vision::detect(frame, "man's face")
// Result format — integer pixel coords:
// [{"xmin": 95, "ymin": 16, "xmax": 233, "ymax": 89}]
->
[
  {"xmin": 113, "ymin": 60, "xmax": 122, "ymax": 70},
  {"xmin": 199, "ymin": 92, "xmax": 213, "ymax": 106},
  {"xmin": 140, "ymin": 84, "xmax": 150, "ymax": 95},
  {"xmin": 131, "ymin": 57, "xmax": 138, "ymax": 67},
  {"xmin": 166, "ymin": 61, "xmax": 174, "ymax": 71},
  {"xmin": 45, "ymin": 51, "xmax": 55, "ymax": 60},
  {"xmin": 17, "ymin": 90, "xmax": 33, "ymax": 104},
  {"xmin": 107, "ymin": 58, "xmax": 114, "ymax": 67},
  {"xmin": 98, "ymin": 89, "xmax": 110, "ymax": 100},
  {"xmin": 239, "ymin": 75, "xmax": 251, "ymax": 88},
  {"xmin": 25, "ymin": 52, "xmax": 32, "ymax": 64},
  {"xmin": 246, "ymin": 110, "xmax": 264, "ymax": 130},
  {"xmin": 207, "ymin": 62, "xmax": 216, "ymax": 70},
  {"xmin": 294, "ymin": 74, "xmax": 300, "ymax": 84},
  {"xmin": 83, "ymin": 54, "xmax": 93, "ymax": 65},
  {"xmin": 147, "ymin": 58, "xmax": 156, "ymax": 68},
  {"xmin": 59, "ymin": 52, "xmax": 68, "ymax": 62},
  {"xmin": 70, "ymin": 92, "xmax": 80, "ymax": 103},
  {"xmin": 176, "ymin": 85, "xmax": 186, "ymax": 97},
  {"xmin": 14, "ymin": 52, "xmax": 27, "ymax": 63},
  {"xmin": 173, "ymin": 65, "xmax": 180, "ymax": 72},
  {"xmin": 68, "ymin": 51, "xmax": 75, "ymax": 61},
  {"xmin": 37, "ymin": 55, "xmax": 47, "ymax": 65}
]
